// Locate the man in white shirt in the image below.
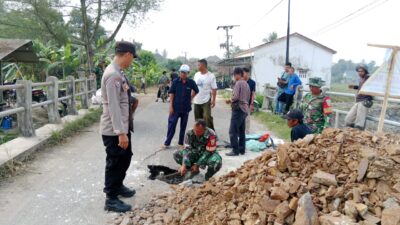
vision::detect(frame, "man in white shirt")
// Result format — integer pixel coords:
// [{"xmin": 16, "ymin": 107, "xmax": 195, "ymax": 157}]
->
[{"xmin": 193, "ymin": 59, "xmax": 218, "ymax": 131}]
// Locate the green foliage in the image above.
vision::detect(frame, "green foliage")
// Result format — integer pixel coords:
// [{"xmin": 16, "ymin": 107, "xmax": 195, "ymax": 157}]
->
[
  {"xmin": 262, "ymin": 32, "xmax": 278, "ymax": 43},
  {"xmin": 256, "ymin": 94, "xmax": 264, "ymax": 106},
  {"xmin": 49, "ymin": 107, "xmax": 102, "ymax": 145},
  {"xmin": 253, "ymin": 111, "xmax": 291, "ymax": 141},
  {"xmin": 126, "ymin": 50, "xmax": 164, "ymax": 86},
  {"xmin": 331, "ymin": 59, "xmax": 378, "ymax": 83},
  {"xmin": 165, "ymin": 59, "xmax": 183, "ymax": 71}
]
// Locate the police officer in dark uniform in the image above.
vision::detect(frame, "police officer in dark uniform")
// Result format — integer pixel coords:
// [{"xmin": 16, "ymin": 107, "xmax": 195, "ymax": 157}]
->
[{"xmin": 100, "ymin": 41, "xmax": 137, "ymax": 212}]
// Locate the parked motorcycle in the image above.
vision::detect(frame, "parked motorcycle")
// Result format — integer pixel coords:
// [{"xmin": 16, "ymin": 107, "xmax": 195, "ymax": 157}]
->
[
  {"xmin": 58, "ymin": 89, "xmax": 68, "ymax": 117},
  {"xmin": 32, "ymin": 89, "xmax": 47, "ymax": 103}
]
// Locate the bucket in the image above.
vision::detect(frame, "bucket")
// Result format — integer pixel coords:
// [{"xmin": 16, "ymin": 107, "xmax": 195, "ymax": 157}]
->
[{"xmin": 1, "ymin": 116, "xmax": 12, "ymax": 130}]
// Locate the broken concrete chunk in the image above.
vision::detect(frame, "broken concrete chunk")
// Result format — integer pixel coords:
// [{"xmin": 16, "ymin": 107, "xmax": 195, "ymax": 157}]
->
[
  {"xmin": 274, "ymin": 201, "xmax": 292, "ymax": 220},
  {"xmin": 381, "ymin": 207, "xmax": 400, "ymax": 225},
  {"xmin": 319, "ymin": 215, "xmax": 358, "ymax": 225},
  {"xmin": 361, "ymin": 212, "xmax": 380, "ymax": 224},
  {"xmin": 180, "ymin": 208, "xmax": 194, "ymax": 223},
  {"xmin": 293, "ymin": 192, "xmax": 319, "ymax": 225},
  {"xmin": 271, "ymin": 187, "xmax": 289, "ymax": 201},
  {"xmin": 357, "ymin": 159, "xmax": 369, "ymax": 182},
  {"xmin": 344, "ymin": 201, "xmax": 358, "ymax": 220},
  {"xmin": 289, "ymin": 197, "xmax": 299, "ymax": 210},
  {"xmin": 312, "ymin": 170, "xmax": 337, "ymax": 186},
  {"xmin": 261, "ymin": 198, "xmax": 281, "ymax": 213},
  {"xmin": 386, "ymin": 144, "xmax": 400, "ymax": 156},
  {"xmin": 383, "ymin": 198, "xmax": 400, "ymax": 209}
]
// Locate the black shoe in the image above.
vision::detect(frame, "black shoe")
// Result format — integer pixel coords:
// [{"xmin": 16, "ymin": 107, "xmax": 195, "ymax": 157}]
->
[
  {"xmin": 239, "ymin": 152, "xmax": 245, "ymax": 155},
  {"xmin": 117, "ymin": 185, "xmax": 136, "ymax": 198},
  {"xmin": 225, "ymin": 151, "xmax": 239, "ymax": 156},
  {"xmin": 104, "ymin": 197, "xmax": 132, "ymax": 213}
]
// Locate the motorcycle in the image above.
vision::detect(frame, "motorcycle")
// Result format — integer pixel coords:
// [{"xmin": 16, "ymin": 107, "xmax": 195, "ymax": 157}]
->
[
  {"xmin": 58, "ymin": 89, "xmax": 68, "ymax": 117},
  {"xmin": 32, "ymin": 89, "xmax": 47, "ymax": 103}
]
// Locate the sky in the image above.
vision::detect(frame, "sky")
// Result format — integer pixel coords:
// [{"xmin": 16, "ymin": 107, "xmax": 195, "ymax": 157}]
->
[{"xmin": 107, "ymin": 0, "xmax": 400, "ymax": 64}]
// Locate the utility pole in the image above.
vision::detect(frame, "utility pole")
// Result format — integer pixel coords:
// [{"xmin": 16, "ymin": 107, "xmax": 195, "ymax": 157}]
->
[
  {"xmin": 182, "ymin": 51, "xmax": 188, "ymax": 63},
  {"xmin": 285, "ymin": 0, "xmax": 291, "ymax": 64},
  {"xmin": 217, "ymin": 25, "xmax": 239, "ymax": 59}
]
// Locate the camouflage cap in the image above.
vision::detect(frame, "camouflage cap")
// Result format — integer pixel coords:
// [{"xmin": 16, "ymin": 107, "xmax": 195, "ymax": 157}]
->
[{"xmin": 306, "ymin": 77, "xmax": 325, "ymax": 88}]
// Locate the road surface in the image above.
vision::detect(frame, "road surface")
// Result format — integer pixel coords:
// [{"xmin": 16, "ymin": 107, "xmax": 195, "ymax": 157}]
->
[{"xmin": 0, "ymin": 94, "xmax": 274, "ymax": 225}]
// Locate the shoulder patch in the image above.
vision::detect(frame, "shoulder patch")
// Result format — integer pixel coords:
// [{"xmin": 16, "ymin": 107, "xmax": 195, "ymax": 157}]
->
[{"xmin": 323, "ymin": 96, "xmax": 333, "ymax": 114}]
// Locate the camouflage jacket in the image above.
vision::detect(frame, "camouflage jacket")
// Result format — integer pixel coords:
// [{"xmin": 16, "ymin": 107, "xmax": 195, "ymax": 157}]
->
[
  {"xmin": 183, "ymin": 128, "xmax": 216, "ymax": 166},
  {"xmin": 301, "ymin": 93, "xmax": 333, "ymax": 134}
]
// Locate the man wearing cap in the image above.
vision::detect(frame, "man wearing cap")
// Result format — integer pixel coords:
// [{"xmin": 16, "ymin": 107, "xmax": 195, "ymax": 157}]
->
[
  {"xmin": 301, "ymin": 77, "xmax": 333, "ymax": 134},
  {"xmin": 345, "ymin": 65, "xmax": 373, "ymax": 130},
  {"xmin": 163, "ymin": 64, "xmax": 199, "ymax": 148},
  {"xmin": 285, "ymin": 109, "xmax": 312, "ymax": 142},
  {"xmin": 100, "ymin": 41, "xmax": 137, "ymax": 213},
  {"xmin": 173, "ymin": 119, "xmax": 222, "ymax": 180}
]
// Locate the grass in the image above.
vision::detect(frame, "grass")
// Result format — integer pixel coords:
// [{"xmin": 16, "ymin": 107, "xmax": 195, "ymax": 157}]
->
[
  {"xmin": 253, "ymin": 111, "xmax": 291, "ymax": 141},
  {"xmin": 329, "ymin": 83, "xmax": 356, "ymax": 103},
  {"xmin": 49, "ymin": 107, "xmax": 102, "ymax": 145}
]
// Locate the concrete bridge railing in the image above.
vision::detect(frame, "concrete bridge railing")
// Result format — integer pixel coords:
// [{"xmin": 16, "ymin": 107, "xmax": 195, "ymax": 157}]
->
[
  {"xmin": 260, "ymin": 84, "xmax": 400, "ymax": 129},
  {"xmin": 0, "ymin": 75, "xmax": 97, "ymax": 137}
]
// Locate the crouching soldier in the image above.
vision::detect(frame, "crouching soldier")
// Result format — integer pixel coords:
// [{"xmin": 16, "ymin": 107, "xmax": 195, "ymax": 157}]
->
[{"xmin": 173, "ymin": 119, "xmax": 222, "ymax": 180}]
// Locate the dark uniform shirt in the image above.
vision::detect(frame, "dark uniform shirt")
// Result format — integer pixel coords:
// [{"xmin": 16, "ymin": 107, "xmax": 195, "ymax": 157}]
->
[
  {"xmin": 291, "ymin": 123, "xmax": 312, "ymax": 142},
  {"xmin": 170, "ymin": 72, "xmax": 179, "ymax": 82},
  {"xmin": 169, "ymin": 78, "xmax": 199, "ymax": 113},
  {"xmin": 247, "ymin": 78, "xmax": 256, "ymax": 105}
]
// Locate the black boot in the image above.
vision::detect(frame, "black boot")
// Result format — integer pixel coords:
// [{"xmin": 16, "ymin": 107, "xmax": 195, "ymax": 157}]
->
[
  {"xmin": 225, "ymin": 151, "xmax": 239, "ymax": 156},
  {"xmin": 117, "ymin": 185, "xmax": 136, "ymax": 198},
  {"xmin": 104, "ymin": 196, "xmax": 131, "ymax": 213}
]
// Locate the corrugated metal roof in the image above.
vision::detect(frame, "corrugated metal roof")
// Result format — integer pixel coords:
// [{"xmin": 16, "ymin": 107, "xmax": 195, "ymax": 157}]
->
[{"xmin": 0, "ymin": 39, "xmax": 39, "ymax": 63}]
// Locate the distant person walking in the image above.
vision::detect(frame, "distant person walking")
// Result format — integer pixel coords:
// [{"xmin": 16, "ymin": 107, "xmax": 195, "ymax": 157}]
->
[
  {"xmin": 193, "ymin": 59, "xmax": 218, "ymax": 131},
  {"xmin": 163, "ymin": 65, "xmax": 199, "ymax": 148},
  {"xmin": 277, "ymin": 67, "xmax": 302, "ymax": 115},
  {"xmin": 156, "ymin": 71, "xmax": 170, "ymax": 102},
  {"xmin": 345, "ymin": 65, "xmax": 373, "ymax": 130},
  {"xmin": 225, "ymin": 68, "xmax": 251, "ymax": 156},
  {"xmin": 139, "ymin": 76, "xmax": 147, "ymax": 94},
  {"xmin": 243, "ymin": 67, "xmax": 256, "ymax": 134},
  {"xmin": 170, "ymin": 68, "xmax": 179, "ymax": 82},
  {"xmin": 275, "ymin": 62, "xmax": 291, "ymax": 114}
]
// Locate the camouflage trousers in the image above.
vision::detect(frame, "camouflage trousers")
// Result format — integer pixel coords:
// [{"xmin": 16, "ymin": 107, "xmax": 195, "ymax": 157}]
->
[{"xmin": 173, "ymin": 149, "xmax": 222, "ymax": 180}]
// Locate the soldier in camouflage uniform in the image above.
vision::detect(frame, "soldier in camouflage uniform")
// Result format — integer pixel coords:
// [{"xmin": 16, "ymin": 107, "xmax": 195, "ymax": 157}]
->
[
  {"xmin": 301, "ymin": 77, "xmax": 333, "ymax": 134},
  {"xmin": 173, "ymin": 120, "xmax": 222, "ymax": 180}
]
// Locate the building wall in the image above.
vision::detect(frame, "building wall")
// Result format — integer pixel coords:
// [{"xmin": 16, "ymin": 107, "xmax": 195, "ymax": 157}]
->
[{"xmin": 251, "ymin": 36, "xmax": 333, "ymax": 92}]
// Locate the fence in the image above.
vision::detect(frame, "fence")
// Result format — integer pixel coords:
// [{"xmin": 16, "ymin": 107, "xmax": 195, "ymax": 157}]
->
[
  {"xmin": 260, "ymin": 84, "xmax": 400, "ymax": 129},
  {"xmin": 0, "ymin": 75, "xmax": 97, "ymax": 137}
]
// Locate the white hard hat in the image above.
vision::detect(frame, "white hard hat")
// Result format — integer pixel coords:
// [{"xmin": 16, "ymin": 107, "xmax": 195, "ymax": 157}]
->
[{"xmin": 179, "ymin": 64, "xmax": 190, "ymax": 73}]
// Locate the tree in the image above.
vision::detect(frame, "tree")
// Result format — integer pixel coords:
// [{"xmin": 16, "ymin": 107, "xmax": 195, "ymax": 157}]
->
[
  {"xmin": 262, "ymin": 32, "xmax": 278, "ymax": 43},
  {"xmin": 162, "ymin": 49, "xmax": 168, "ymax": 58},
  {"xmin": 1, "ymin": 0, "xmax": 161, "ymax": 73}
]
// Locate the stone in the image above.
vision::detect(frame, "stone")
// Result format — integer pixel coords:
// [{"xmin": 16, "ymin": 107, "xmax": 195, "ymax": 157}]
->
[
  {"xmin": 355, "ymin": 203, "xmax": 368, "ymax": 216},
  {"xmin": 289, "ymin": 197, "xmax": 299, "ymax": 210},
  {"xmin": 381, "ymin": 207, "xmax": 400, "ymax": 225},
  {"xmin": 357, "ymin": 159, "xmax": 369, "ymax": 182},
  {"xmin": 386, "ymin": 144, "xmax": 400, "ymax": 156},
  {"xmin": 383, "ymin": 198, "xmax": 400, "ymax": 209},
  {"xmin": 271, "ymin": 187, "xmax": 289, "ymax": 201},
  {"xmin": 153, "ymin": 213, "xmax": 164, "ymax": 222},
  {"xmin": 180, "ymin": 208, "xmax": 194, "ymax": 223},
  {"xmin": 120, "ymin": 215, "xmax": 133, "ymax": 225},
  {"xmin": 393, "ymin": 183, "xmax": 400, "ymax": 193},
  {"xmin": 367, "ymin": 171, "xmax": 384, "ymax": 179},
  {"xmin": 312, "ymin": 170, "xmax": 337, "ymax": 186},
  {"xmin": 261, "ymin": 199, "xmax": 281, "ymax": 213},
  {"xmin": 353, "ymin": 188, "xmax": 362, "ymax": 203},
  {"xmin": 360, "ymin": 147, "xmax": 378, "ymax": 160},
  {"xmin": 319, "ymin": 215, "xmax": 358, "ymax": 225},
  {"xmin": 277, "ymin": 145, "xmax": 289, "ymax": 172},
  {"xmin": 361, "ymin": 212, "xmax": 380, "ymax": 224},
  {"xmin": 293, "ymin": 192, "xmax": 319, "ymax": 225},
  {"xmin": 344, "ymin": 201, "xmax": 358, "ymax": 220},
  {"xmin": 274, "ymin": 201, "xmax": 292, "ymax": 220},
  {"xmin": 228, "ymin": 220, "xmax": 241, "ymax": 225}
]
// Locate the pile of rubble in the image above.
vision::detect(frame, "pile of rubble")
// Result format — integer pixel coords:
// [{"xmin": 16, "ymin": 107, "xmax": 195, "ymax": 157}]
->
[{"xmin": 114, "ymin": 128, "xmax": 400, "ymax": 225}]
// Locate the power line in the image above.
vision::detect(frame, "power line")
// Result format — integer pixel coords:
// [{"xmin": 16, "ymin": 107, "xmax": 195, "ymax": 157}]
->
[
  {"xmin": 252, "ymin": 0, "xmax": 285, "ymax": 26},
  {"xmin": 313, "ymin": 0, "xmax": 389, "ymax": 36}
]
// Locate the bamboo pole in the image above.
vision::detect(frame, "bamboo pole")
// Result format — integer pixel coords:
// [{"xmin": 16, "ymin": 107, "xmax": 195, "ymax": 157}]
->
[{"xmin": 377, "ymin": 49, "xmax": 398, "ymax": 132}]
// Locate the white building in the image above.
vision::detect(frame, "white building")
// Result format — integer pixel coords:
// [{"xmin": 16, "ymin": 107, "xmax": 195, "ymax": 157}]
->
[{"xmin": 234, "ymin": 33, "xmax": 336, "ymax": 92}]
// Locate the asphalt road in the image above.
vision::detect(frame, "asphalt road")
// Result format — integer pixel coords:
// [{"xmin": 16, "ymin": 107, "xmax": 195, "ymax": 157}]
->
[{"xmin": 0, "ymin": 94, "xmax": 275, "ymax": 225}]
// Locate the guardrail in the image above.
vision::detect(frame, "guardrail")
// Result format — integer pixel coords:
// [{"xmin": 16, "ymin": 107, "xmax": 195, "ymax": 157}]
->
[
  {"xmin": 260, "ymin": 84, "xmax": 400, "ymax": 129},
  {"xmin": 0, "ymin": 75, "xmax": 97, "ymax": 137}
]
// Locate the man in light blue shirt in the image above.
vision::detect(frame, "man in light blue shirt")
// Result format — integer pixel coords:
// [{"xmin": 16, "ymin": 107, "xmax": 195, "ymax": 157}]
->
[{"xmin": 278, "ymin": 67, "xmax": 302, "ymax": 114}]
